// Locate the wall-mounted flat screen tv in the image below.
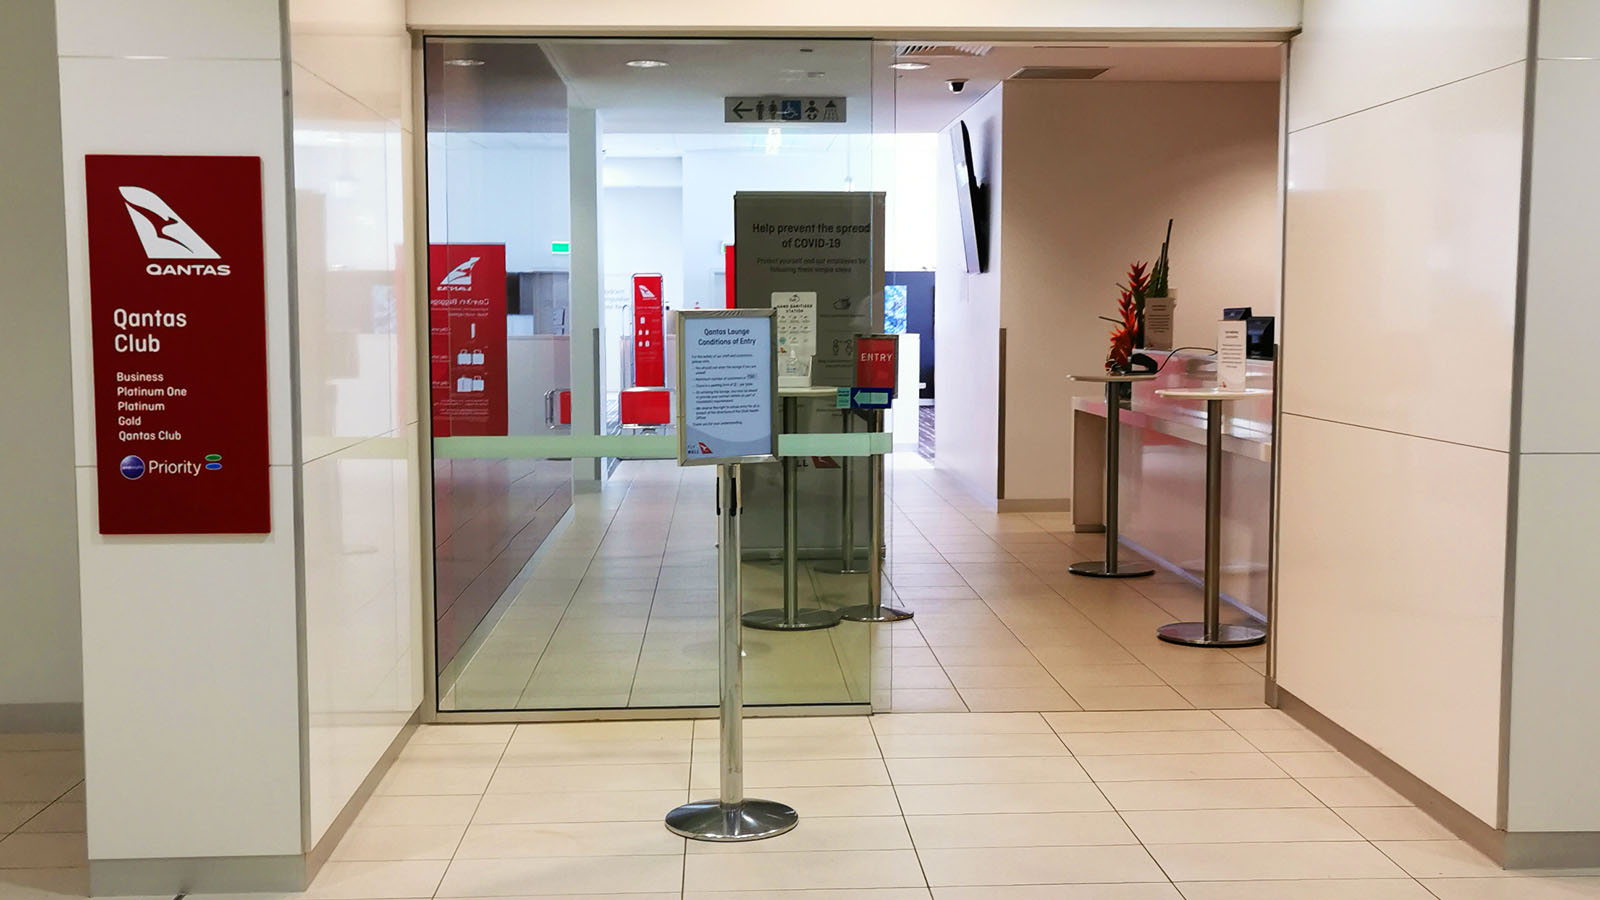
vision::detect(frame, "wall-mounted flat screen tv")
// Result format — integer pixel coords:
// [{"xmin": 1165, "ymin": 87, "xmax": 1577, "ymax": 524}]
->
[{"xmin": 951, "ymin": 119, "xmax": 989, "ymax": 274}]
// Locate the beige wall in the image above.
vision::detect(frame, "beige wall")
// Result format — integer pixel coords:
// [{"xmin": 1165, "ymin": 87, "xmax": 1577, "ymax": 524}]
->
[
  {"xmin": 999, "ymin": 80, "xmax": 1280, "ymax": 502},
  {"xmin": 0, "ymin": 0, "xmax": 83, "ymax": 724}
]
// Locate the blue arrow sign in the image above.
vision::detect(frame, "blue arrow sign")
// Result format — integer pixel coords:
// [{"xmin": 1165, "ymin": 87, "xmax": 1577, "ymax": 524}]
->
[{"xmin": 849, "ymin": 388, "xmax": 892, "ymax": 409}]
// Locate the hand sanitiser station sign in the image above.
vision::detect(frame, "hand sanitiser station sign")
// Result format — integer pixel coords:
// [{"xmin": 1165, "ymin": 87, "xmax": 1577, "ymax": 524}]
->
[{"xmin": 84, "ymin": 155, "xmax": 271, "ymax": 534}]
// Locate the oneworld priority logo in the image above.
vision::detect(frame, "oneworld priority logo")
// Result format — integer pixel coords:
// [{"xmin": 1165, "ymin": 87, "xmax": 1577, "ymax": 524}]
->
[{"xmin": 119, "ymin": 455, "xmax": 146, "ymax": 480}]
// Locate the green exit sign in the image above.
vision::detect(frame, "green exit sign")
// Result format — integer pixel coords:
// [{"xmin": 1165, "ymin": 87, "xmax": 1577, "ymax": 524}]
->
[{"xmin": 551, "ymin": 241, "xmax": 570, "ymax": 254}]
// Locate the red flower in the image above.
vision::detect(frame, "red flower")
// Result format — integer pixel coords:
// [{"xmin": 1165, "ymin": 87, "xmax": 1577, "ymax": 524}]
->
[{"xmin": 1105, "ymin": 288, "xmax": 1138, "ymax": 372}]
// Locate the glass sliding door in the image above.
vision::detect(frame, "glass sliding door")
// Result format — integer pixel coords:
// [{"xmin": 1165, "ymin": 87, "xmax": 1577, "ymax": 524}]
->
[{"xmin": 425, "ymin": 36, "xmax": 896, "ymax": 716}]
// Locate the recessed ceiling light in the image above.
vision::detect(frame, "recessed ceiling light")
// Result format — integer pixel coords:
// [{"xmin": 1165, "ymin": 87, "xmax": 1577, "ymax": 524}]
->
[
  {"xmin": 890, "ymin": 61, "xmax": 929, "ymax": 71},
  {"xmin": 626, "ymin": 59, "xmax": 669, "ymax": 68},
  {"xmin": 444, "ymin": 58, "xmax": 485, "ymax": 67}
]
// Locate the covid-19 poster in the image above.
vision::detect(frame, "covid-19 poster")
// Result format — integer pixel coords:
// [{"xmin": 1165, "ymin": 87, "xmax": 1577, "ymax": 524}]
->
[{"xmin": 429, "ymin": 244, "xmax": 507, "ymax": 437}]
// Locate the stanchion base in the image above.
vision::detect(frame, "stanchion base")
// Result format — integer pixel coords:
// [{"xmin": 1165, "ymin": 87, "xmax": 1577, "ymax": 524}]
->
[
  {"xmin": 814, "ymin": 563, "xmax": 870, "ymax": 576},
  {"xmin": 741, "ymin": 607, "xmax": 842, "ymax": 631},
  {"xmin": 665, "ymin": 798, "xmax": 798, "ymax": 842},
  {"xmin": 1156, "ymin": 622, "xmax": 1267, "ymax": 648},
  {"xmin": 1069, "ymin": 560, "xmax": 1155, "ymax": 578},
  {"xmin": 838, "ymin": 603, "xmax": 914, "ymax": 623}
]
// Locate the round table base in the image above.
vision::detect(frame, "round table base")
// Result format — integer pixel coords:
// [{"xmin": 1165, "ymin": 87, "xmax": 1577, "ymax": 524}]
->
[
  {"xmin": 665, "ymin": 799, "xmax": 798, "ymax": 842},
  {"xmin": 837, "ymin": 604, "xmax": 914, "ymax": 623},
  {"xmin": 1156, "ymin": 622, "xmax": 1267, "ymax": 648},
  {"xmin": 1069, "ymin": 560, "xmax": 1155, "ymax": 579},
  {"xmin": 741, "ymin": 607, "xmax": 842, "ymax": 631}
]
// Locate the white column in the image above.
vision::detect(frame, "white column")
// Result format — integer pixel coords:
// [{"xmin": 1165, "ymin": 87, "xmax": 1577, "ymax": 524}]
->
[
  {"xmin": 569, "ymin": 106, "xmax": 605, "ymax": 487},
  {"xmin": 55, "ymin": 0, "xmax": 305, "ymax": 892},
  {"xmin": 1504, "ymin": 0, "xmax": 1600, "ymax": 842}
]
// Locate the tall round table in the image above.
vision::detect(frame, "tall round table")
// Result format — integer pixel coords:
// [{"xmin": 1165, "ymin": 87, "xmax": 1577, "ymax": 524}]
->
[
  {"xmin": 1151, "ymin": 386, "xmax": 1270, "ymax": 648},
  {"xmin": 742, "ymin": 386, "xmax": 844, "ymax": 631},
  {"xmin": 1068, "ymin": 373, "xmax": 1157, "ymax": 579}
]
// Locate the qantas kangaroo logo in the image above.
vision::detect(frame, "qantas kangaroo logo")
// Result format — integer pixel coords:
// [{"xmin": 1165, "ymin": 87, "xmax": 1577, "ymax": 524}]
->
[
  {"xmin": 438, "ymin": 257, "xmax": 481, "ymax": 288},
  {"xmin": 118, "ymin": 186, "xmax": 220, "ymax": 259}
]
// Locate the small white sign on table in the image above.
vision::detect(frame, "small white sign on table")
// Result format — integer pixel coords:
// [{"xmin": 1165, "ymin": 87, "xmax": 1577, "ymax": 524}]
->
[
  {"xmin": 676, "ymin": 309, "xmax": 779, "ymax": 466},
  {"xmin": 773, "ymin": 291, "xmax": 817, "ymax": 387},
  {"xmin": 1217, "ymin": 320, "xmax": 1248, "ymax": 392}
]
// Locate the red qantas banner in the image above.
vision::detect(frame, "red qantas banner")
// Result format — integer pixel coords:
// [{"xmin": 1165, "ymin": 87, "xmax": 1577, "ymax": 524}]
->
[
  {"xmin": 428, "ymin": 244, "xmax": 507, "ymax": 437},
  {"xmin": 632, "ymin": 273, "xmax": 665, "ymax": 387},
  {"xmin": 85, "ymin": 154, "xmax": 270, "ymax": 534},
  {"xmin": 855, "ymin": 334, "xmax": 898, "ymax": 395},
  {"xmin": 723, "ymin": 244, "xmax": 736, "ymax": 309}
]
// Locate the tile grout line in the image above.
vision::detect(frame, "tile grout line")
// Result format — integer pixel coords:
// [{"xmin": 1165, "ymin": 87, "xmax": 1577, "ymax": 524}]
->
[
  {"xmin": 868, "ymin": 715, "xmax": 935, "ymax": 897},
  {"xmin": 1043, "ymin": 718, "xmax": 1183, "ymax": 894},
  {"xmin": 428, "ymin": 729, "xmax": 514, "ymax": 900}
]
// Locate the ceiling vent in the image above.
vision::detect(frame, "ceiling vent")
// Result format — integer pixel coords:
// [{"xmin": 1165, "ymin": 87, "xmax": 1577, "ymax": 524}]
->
[
  {"xmin": 1009, "ymin": 66, "xmax": 1110, "ymax": 80},
  {"xmin": 897, "ymin": 43, "xmax": 992, "ymax": 59}
]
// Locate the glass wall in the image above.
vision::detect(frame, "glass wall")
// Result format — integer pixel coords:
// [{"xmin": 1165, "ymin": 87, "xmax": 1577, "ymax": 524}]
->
[{"xmin": 425, "ymin": 38, "xmax": 903, "ymax": 714}]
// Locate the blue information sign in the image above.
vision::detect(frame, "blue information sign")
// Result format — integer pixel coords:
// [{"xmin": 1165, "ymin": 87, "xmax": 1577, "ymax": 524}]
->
[{"xmin": 676, "ymin": 309, "xmax": 779, "ymax": 466}]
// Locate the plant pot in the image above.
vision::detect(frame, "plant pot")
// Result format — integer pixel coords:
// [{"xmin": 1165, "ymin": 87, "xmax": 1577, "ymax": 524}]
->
[{"xmin": 1141, "ymin": 291, "xmax": 1176, "ymax": 351}]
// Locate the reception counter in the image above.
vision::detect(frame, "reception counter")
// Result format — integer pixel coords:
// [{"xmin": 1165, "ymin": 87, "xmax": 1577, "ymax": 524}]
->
[{"xmin": 1071, "ymin": 351, "xmax": 1274, "ymax": 620}]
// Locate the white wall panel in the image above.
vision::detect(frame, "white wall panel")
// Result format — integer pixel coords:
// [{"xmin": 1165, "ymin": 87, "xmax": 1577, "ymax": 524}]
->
[
  {"xmin": 1538, "ymin": 0, "xmax": 1600, "ymax": 60},
  {"xmin": 407, "ymin": 0, "xmax": 1300, "ymax": 34},
  {"xmin": 1517, "ymin": 60, "xmax": 1600, "ymax": 453},
  {"xmin": 1282, "ymin": 63, "xmax": 1525, "ymax": 452},
  {"xmin": 56, "ymin": 56, "xmax": 297, "ymax": 469},
  {"xmin": 55, "ymin": 0, "xmax": 281, "ymax": 60},
  {"xmin": 288, "ymin": 0, "xmax": 410, "ymax": 129},
  {"xmin": 55, "ymin": 10, "xmax": 305, "ymax": 864},
  {"xmin": 1289, "ymin": 0, "xmax": 1528, "ymax": 131},
  {"xmin": 76, "ymin": 466, "xmax": 302, "ymax": 857},
  {"xmin": 288, "ymin": 0, "xmax": 421, "ymax": 849},
  {"xmin": 1507, "ymin": 452, "xmax": 1600, "ymax": 831},
  {"xmin": 1276, "ymin": 415, "xmax": 1507, "ymax": 826}
]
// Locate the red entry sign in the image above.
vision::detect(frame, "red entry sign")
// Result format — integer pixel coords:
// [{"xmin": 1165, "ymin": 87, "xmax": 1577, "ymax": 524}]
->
[
  {"xmin": 429, "ymin": 244, "xmax": 507, "ymax": 437},
  {"xmin": 633, "ymin": 273, "xmax": 665, "ymax": 387},
  {"xmin": 85, "ymin": 154, "xmax": 271, "ymax": 534},
  {"xmin": 855, "ymin": 335, "xmax": 899, "ymax": 395}
]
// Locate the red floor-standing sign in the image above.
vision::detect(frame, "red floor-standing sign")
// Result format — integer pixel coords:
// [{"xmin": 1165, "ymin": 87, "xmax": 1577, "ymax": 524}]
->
[
  {"xmin": 84, "ymin": 154, "xmax": 271, "ymax": 534},
  {"xmin": 429, "ymin": 244, "xmax": 507, "ymax": 437},
  {"xmin": 633, "ymin": 273, "xmax": 665, "ymax": 387}
]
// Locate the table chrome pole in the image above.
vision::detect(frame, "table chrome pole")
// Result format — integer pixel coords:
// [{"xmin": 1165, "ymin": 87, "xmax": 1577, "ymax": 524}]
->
[
  {"xmin": 1071, "ymin": 379, "xmax": 1153, "ymax": 578},
  {"xmin": 743, "ymin": 396, "xmax": 842, "ymax": 631},
  {"xmin": 841, "ymin": 409, "xmax": 912, "ymax": 623},
  {"xmin": 817, "ymin": 410, "xmax": 866, "ymax": 575},
  {"xmin": 667, "ymin": 464, "xmax": 799, "ymax": 841},
  {"xmin": 1156, "ymin": 398, "xmax": 1266, "ymax": 648}
]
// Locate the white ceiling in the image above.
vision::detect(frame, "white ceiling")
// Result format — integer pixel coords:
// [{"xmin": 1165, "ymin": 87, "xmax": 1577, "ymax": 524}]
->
[
  {"xmin": 426, "ymin": 38, "xmax": 1282, "ymax": 138},
  {"xmin": 886, "ymin": 41, "xmax": 1282, "ymax": 132}
]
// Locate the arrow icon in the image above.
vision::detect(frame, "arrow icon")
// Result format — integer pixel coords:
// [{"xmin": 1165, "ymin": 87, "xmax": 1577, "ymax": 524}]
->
[{"xmin": 732, "ymin": 101, "xmax": 750, "ymax": 120}]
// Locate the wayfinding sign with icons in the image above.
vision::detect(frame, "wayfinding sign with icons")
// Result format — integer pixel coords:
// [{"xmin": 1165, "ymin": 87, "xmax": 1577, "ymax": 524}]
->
[{"xmin": 84, "ymin": 155, "xmax": 270, "ymax": 534}]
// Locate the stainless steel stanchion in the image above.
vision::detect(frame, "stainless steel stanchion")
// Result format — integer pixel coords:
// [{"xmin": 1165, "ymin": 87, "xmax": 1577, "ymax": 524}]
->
[
  {"xmin": 816, "ymin": 410, "xmax": 867, "ymax": 576},
  {"xmin": 840, "ymin": 410, "xmax": 912, "ymax": 623},
  {"xmin": 743, "ymin": 395, "xmax": 843, "ymax": 631},
  {"xmin": 1069, "ymin": 374, "xmax": 1155, "ymax": 578},
  {"xmin": 667, "ymin": 464, "xmax": 799, "ymax": 841},
  {"xmin": 1152, "ymin": 388, "xmax": 1268, "ymax": 648}
]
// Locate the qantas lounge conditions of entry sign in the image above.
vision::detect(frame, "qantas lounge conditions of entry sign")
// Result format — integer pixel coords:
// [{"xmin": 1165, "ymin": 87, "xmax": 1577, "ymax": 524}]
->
[
  {"xmin": 676, "ymin": 310, "xmax": 778, "ymax": 466},
  {"xmin": 84, "ymin": 155, "xmax": 270, "ymax": 534}
]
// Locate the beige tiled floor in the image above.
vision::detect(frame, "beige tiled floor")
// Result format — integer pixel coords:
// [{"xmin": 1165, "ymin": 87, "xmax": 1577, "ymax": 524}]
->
[
  {"xmin": 11, "ymin": 716, "xmax": 1600, "ymax": 897},
  {"xmin": 442, "ymin": 455, "xmax": 1270, "ymax": 715},
  {"xmin": 12, "ymin": 715, "xmax": 1600, "ymax": 899}
]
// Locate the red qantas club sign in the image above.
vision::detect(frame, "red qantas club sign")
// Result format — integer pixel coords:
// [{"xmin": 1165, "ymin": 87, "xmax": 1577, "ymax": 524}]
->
[
  {"xmin": 85, "ymin": 154, "xmax": 271, "ymax": 534},
  {"xmin": 428, "ymin": 244, "xmax": 507, "ymax": 437}
]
